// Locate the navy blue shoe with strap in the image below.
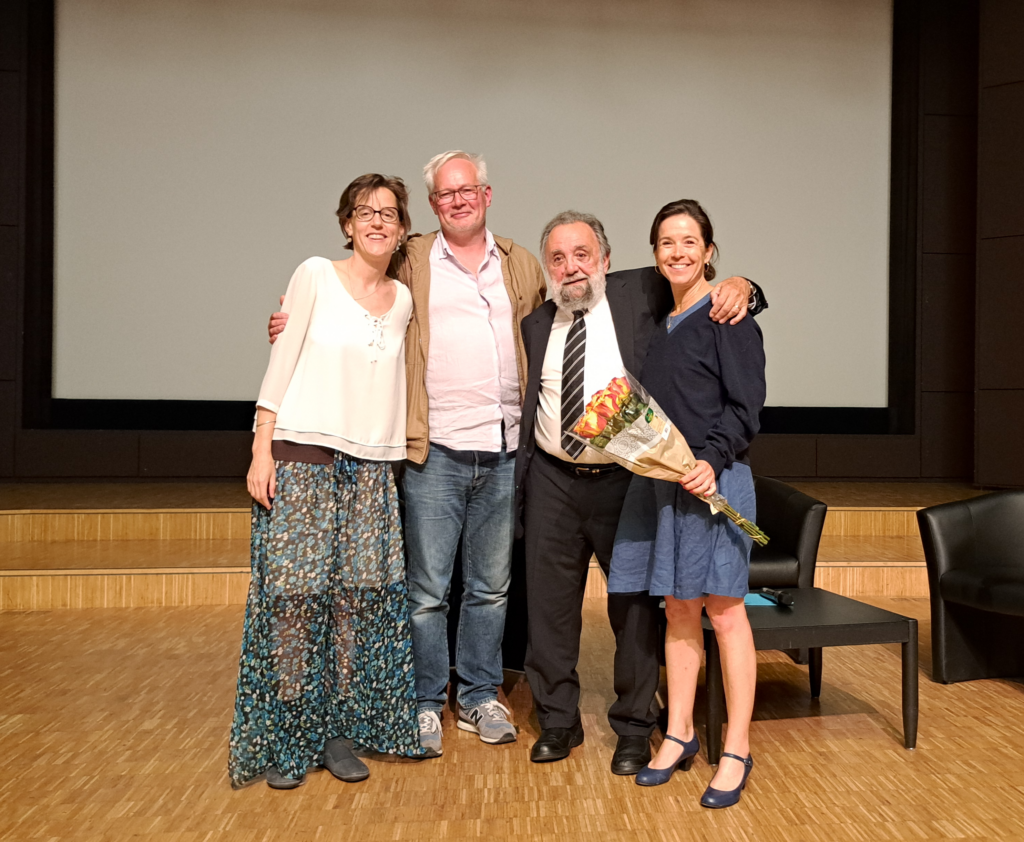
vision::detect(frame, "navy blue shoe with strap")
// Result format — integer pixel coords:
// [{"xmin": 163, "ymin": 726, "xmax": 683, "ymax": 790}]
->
[
  {"xmin": 700, "ymin": 753, "xmax": 754, "ymax": 808},
  {"xmin": 634, "ymin": 733, "xmax": 700, "ymax": 786}
]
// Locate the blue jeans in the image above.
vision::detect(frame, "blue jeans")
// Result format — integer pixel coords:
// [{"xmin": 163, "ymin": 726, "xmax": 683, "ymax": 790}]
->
[{"xmin": 403, "ymin": 442, "xmax": 515, "ymax": 713}]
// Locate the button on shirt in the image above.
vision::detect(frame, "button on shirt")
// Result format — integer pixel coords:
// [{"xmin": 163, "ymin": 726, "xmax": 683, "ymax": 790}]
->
[
  {"xmin": 535, "ymin": 294, "xmax": 624, "ymax": 465},
  {"xmin": 425, "ymin": 230, "xmax": 521, "ymax": 452}
]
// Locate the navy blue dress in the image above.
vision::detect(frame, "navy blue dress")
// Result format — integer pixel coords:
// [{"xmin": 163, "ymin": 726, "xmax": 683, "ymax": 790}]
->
[{"xmin": 608, "ymin": 293, "xmax": 766, "ymax": 600}]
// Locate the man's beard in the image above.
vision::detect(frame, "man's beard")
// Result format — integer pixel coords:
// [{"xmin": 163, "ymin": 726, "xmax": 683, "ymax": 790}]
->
[{"xmin": 552, "ymin": 267, "xmax": 607, "ymax": 314}]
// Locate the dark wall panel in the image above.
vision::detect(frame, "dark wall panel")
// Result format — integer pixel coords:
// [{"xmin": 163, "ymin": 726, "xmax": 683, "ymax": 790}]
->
[
  {"xmin": 0, "ymin": 381, "xmax": 14, "ymax": 476},
  {"xmin": 921, "ymin": 253, "xmax": 974, "ymax": 391},
  {"xmin": 922, "ymin": 116, "xmax": 977, "ymax": 253},
  {"xmin": 976, "ymin": 0, "xmax": 1024, "ymax": 487},
  {"xmin": 979, "ymin": 0, "xmax": 1024, "ymax": 87},
  {"xmin": 0, "ymin": 225, "xmax": 18, "ymax": 381},
  {"xmin": 139, "ymin": 431, "xmax": 252, "ymax": 477},
  {"xmin": 14, "ymin": 430, "xmax": 139, "ymax": 477},
  {"xmin": 976, "ymin": 235, "xmax": 1024, "ymax": 389},
  {"xmin": 0, "ymin": 72, "xmax": 20, "ymax": 227},
  {"xmin": 921, "ymin": 391, "xmax": 973, "ymax": 478},
  {"xmin": 748, "ymin": 435, "xmax": 816, "ymax": 478},
  {"xmin": 922, "ymin": 0, "xmax": 979, "ymax": 115},
  {"xmin": 978, "ymin": 83, "xmax": 1024, "ymax": 239},
  {"xmin": 816, "ymin": 436, "xmax": 920, "ymax": 478},
  {"xmin": 975, "ymin": 390, "xmax": 1024, "ymax": 485},
  {"xmin": 0, "ymin": 2, "xmax": 20, "ymax": 72}
]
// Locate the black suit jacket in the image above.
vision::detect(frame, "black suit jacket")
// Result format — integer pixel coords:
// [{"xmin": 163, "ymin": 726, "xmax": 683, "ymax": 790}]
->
[
  {"xmin": 513, "ymin": 266, "xmax": 673, "ymax": 537},
  {"xmin": 512, "ymin": 267, "xmax": 766, "ymax": 537}
]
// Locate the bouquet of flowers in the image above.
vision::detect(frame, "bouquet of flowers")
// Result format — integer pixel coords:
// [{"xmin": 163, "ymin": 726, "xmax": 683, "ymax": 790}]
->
[{"xmin": 570, "ymin": 373, "xmax": 768, "ymax": 546}]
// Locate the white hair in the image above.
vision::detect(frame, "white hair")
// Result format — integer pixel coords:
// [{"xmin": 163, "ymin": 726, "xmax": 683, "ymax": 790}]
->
[{"xmin": 423, "ymin": 150, "xmax": 489, "ymax": 194}]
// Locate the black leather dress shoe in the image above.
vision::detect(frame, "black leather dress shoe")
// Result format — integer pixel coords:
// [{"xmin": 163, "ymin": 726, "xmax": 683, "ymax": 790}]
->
[
  {"xmin": 530, "ymin": 722, "xmax": 585, "ymax": 763},
  {"xmin": 611, "ymin": 734, "xmax": 652, "ymax": 776}
]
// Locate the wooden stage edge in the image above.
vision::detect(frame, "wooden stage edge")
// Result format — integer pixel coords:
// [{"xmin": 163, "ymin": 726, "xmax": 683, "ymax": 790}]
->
[
  {"xmin": 0, "ymin": 509, "xmax": 930, "ymax": 609},
  {"xmin": 1, "ymin": 478, "xmax": 979, "ymax": 609},
  {"xmin": 0, "ymin": 505, "xmax": 923, "ymax": 542}
]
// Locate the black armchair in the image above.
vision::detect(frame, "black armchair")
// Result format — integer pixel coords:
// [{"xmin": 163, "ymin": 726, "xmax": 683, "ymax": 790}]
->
[
  {"xmin": 917, "ymin": 491, "xmax": 1024, "ymax": 683},
  {"xmin": 749, "ymin": 475, "xmax": 827, "ymax": 591}
]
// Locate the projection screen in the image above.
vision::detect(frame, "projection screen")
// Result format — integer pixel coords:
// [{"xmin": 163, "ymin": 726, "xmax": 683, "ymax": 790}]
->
[{"xmin": 53, "ymin": 0, "xmax": 893, "ymax": 407}]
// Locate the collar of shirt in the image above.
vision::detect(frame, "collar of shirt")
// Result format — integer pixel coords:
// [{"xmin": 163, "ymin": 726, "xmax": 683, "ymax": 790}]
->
[{"xmin": 434, "ymin": 227, "xmax": 500, "ymax": 277}]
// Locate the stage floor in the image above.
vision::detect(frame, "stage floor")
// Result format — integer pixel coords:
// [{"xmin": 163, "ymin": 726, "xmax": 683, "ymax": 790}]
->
[
  {"xmin": 0, "ymin": 480, "xmax": 989, "ymax": 604},
  {"xmin": 0, "ymin": 481, "xmax": 251, "ymax": 510},
  {"xmin": 1, "ymin": 597, "xmax": 1022, "ymax": 841},
  {"xmin": 0, "ymin": 479, "xmax": 991, "ymax": 511}
]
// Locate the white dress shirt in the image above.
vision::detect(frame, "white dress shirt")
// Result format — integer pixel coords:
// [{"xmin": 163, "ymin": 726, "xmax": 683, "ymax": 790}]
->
[
  {"xmin": 535, "ymin": 294, "xmax": 624, "ymax": 465},
  {"xmin": 256, "ymin": 256, "xmax": 413, "ymax": 461},
  {"xmin": 424, "ymin": 229, "xmax": 521, "ymax": 452}
]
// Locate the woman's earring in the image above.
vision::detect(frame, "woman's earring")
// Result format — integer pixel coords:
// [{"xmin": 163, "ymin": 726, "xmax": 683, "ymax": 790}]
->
[{"xmin": 704, "ymin": 262, "xmax": 709, "ymax": 274}]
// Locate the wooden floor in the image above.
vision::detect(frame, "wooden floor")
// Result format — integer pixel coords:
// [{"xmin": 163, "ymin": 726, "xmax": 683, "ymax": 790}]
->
[{"xmin": 2, "ymin": 597, "xmax": 1024, "ymax": 841}]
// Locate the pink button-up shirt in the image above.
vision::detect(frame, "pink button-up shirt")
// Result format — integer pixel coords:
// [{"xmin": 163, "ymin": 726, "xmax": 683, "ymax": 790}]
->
[{"xmin": 425, "ymin": 229, "xmax": 520, "ymax": 452}]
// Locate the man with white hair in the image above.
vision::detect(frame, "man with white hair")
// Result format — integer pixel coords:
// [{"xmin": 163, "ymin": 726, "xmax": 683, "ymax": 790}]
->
[
  {"xmin": 515, "ymin": 211, "xmax": 763, "ymax": 772},
  {"xmin": 394, "ymin": 151, "xmax": 547, "ymax": 754}
]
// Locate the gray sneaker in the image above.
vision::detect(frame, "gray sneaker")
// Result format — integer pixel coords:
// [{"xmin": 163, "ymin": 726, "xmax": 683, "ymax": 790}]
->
[
  {"xmin": 418, "ymin": 710, "xmax": 443, "ymax": 757},
  {"xmin": 457, "ymin": 700, "xmax": 517, "ymax": 744}
]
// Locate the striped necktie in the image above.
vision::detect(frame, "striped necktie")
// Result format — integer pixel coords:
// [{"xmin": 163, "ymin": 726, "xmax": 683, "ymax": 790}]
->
[{"xmin": 560, "ymin": 310, "xmax": 587, "ymax": 459}]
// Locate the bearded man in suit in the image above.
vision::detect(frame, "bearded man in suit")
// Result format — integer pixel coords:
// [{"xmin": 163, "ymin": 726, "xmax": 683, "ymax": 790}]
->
[{"xmin": 515, "ymin": 210, "xmax": 764, "ymax": 773}]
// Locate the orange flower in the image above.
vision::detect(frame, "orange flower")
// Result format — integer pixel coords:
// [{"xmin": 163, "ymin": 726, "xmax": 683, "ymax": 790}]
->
[
  {"xmin": 607, "ymin": 377, "xmax": 631, "ymax": 404},
  {"xmin": 574, "ymin": 410, "xmax": 608, "ymax": 439},
  {"xmin": 591, "ymin": 392, "xmax": 620, "ymax": 420}
]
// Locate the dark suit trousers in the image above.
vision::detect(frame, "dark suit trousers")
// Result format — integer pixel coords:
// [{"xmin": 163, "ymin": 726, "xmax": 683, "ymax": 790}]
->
[{"xmin": 522, "ymin": 451, "xmax": 661, "ymax": 736}]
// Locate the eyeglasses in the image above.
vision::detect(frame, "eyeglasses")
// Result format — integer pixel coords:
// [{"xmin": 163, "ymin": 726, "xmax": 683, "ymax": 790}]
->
[
  {"xmin": 431, "ymin": 185, "xmax": 483, "ymax": 205},
  {"xmin": 352, "ymin": 205, "xmax": 400, "ymax": 223}
]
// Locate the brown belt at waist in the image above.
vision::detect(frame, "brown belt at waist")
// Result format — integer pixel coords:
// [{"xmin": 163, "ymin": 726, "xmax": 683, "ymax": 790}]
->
[
  {"xmin": 538, "ymin": 447, "xmax": 625, "ymax": 478},
  {"xmin": 271, "ymin": 440, "xmax": 336, "ymax": 464}
]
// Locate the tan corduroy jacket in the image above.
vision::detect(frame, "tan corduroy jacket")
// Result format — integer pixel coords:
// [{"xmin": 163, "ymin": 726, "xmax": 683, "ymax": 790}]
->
[{"xmin": 396, "ymin": 231, "xmax": 547, "ymax": 464}]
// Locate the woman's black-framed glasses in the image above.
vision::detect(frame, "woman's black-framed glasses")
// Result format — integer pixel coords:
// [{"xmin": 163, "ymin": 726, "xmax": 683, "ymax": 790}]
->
[
  {"xmin": 353, "ymin": 205, "xmax": 401, "ymax": 223},
  {"xmin": 431, "ymin": 185, "xmax": 482, "ymax": 205}
]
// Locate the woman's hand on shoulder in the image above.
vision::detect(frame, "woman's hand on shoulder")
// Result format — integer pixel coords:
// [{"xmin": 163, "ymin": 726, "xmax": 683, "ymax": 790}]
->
[
  {"xmin": 679, "ymin": 460, "xmax": 717, "ymax": 497},
  {"xmin": 247, "ymin": 450, "xmax": 276, "ymax": 509}
]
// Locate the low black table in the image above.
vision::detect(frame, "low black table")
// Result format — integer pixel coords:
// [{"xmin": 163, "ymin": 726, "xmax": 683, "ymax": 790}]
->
[{"xmin": 702, "ymin": 587, "xmax": 918, "ymax": 764}]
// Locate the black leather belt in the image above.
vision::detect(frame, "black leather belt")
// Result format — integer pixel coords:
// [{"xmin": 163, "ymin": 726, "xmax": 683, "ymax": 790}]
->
[{"xmin": 539, "ymin": 447, "xmax": 624, "ymax": 477}]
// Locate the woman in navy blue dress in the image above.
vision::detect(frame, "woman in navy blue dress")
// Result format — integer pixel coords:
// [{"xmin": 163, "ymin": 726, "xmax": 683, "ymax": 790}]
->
[{"xmin": 609, "ymin": 200, "xmax": 765, "ymax": 808}]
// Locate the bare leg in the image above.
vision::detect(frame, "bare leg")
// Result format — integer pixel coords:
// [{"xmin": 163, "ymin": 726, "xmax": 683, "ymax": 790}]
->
[
  {"xmin": 648, "ymin": 595, "xmax": 703, "ymax": 769},
  {"xmin": 705, "ymin": 594, "xmax": 756, "ymax": 790}
]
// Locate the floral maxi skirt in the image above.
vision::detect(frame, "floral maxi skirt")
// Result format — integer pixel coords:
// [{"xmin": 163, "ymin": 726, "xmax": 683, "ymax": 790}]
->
[{"xmin": 229, "ymin": 454, "xmax": 422, "ymax": 786}]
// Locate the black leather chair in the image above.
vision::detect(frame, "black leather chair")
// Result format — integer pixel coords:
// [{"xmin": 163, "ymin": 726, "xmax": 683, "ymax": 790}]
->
[
  {"xmin": 748, "ymin": 475, "xmax": 827, "ymax": 591},
  {"xmin": 747, "ymin": 476, "xmax": 827, "ymax": 665},
  {"xmin": 917, "ymin": 491, "xmax": 1024, "ymax": 683}
]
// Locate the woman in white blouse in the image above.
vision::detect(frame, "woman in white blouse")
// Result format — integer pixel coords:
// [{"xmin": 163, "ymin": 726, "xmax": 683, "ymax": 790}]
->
[{"xmin": 229, "ymin": 174, "xmax": 422, "ymax": 790}]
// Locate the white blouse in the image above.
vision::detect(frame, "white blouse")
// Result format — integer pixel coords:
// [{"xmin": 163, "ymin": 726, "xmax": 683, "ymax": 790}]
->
[{"xmin": 255, "ymin": 256, "xmax": 413, "ymax": 461}]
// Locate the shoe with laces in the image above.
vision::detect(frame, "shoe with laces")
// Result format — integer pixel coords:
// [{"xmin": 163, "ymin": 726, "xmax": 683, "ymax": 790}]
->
[
  {"xmin": 457, "ymin": 700, "xmax": 518, "ymax": 744},
  {"xmin": 418, "ymin": 710, "xmax": 443, "ymax": 757}
]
